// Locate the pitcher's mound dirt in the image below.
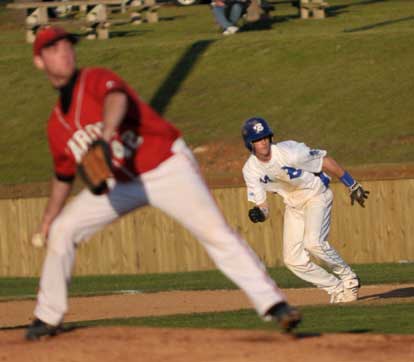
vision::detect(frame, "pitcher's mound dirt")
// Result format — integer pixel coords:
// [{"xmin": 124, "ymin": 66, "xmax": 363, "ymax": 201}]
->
[{"xmin": 1, "ymin": 326, "xmax": 413, "ymax": 362}]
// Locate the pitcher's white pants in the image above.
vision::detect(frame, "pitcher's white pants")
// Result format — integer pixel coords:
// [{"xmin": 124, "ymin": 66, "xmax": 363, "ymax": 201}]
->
[
  {"xmin": 35, "ymin": 139, "xmax": 285, "ymax": 326},
  {"xmin": 283, "ymin": 189, "xmax": 357, "ymax": 295}
]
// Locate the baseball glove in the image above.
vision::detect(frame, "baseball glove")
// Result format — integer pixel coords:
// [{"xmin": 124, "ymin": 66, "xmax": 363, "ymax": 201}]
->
[
  {"xmin": 248, "ymin": 206, "xmax": 266, "ymax": 223},
  {"xmin": 349, "ymin": 182, "xmax": 369, "ymax": 207},
  {"xmin": 78, "ymin": 139, "xmax": 113, "ymax": 195}
]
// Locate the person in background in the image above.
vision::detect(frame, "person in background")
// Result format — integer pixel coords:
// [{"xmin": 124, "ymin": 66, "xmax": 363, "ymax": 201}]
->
[{"xmin": 211, "ymin": 0, "xmax": 250, "ymax": 35}]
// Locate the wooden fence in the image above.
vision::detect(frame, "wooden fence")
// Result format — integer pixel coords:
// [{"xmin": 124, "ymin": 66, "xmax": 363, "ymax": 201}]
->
[{"xmin": 0, "ymin": 178, "xmax": 413, "ymax": 277}]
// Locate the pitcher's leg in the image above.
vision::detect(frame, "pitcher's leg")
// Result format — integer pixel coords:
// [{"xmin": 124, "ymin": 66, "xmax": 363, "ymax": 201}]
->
[
  {"xmin": 34, "ymin": 183, "xmax": 148, "ymax": 325},
  {"xmin": 143, "ymin": 152, "xmax": 285, "ymax": 316},
  {"xmin": 283, "ymin": 206, "xmax": 340, "ymax": 293}
]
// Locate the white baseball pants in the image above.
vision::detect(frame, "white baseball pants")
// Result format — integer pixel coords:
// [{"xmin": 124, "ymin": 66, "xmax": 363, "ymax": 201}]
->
[
  {"xmin": 35, "ymin": 139, "xmax": 285, "ymax": 326},
  {"xmin": 282, "ymin": 188, "xmax": 357, "ymax": 295}
]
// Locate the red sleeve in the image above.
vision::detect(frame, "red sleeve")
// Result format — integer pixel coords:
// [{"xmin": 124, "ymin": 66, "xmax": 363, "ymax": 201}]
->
[{"xmin": 88, "ymin": 68, "xmax": 127, "ymax": 100}]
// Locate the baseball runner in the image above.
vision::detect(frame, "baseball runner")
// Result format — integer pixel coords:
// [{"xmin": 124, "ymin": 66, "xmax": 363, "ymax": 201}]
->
[
  {"xmin": 25, "ymin": 27, "xmax": 301, "ymax": 340},
  {"xmin": 241, "ymin": 117, "xmax": 369, "ymax": 304}
]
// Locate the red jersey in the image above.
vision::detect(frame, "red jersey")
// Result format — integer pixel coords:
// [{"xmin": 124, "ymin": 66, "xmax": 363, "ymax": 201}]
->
[{"xmin": 47, "ymin": 67, "xmax": 181, "ymax": 181}]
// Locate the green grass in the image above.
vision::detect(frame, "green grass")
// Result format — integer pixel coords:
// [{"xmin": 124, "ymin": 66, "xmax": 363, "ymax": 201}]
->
[
  {"xmin": 0, "ymin": 262, "xmax": 412, "ymax": 300},
  {"xmin": 0, "ymin": 0, "xmax": 413, "ymax": 183},
  {"xmin": 73, "ymin": 303, "xmax": 414, "ymax": 334}
]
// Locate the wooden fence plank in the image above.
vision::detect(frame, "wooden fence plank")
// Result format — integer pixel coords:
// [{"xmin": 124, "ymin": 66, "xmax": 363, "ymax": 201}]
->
[{"xmin": 0, "ymin": 179, "xmax": 412, "ymax": 276}]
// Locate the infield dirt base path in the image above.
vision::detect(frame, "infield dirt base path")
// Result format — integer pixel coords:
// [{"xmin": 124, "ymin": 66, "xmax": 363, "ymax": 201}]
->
[
  {"xmin": 1, "ymin": 284, "xmax": 413, "ymax": 362},
  {"xmin": 0, "ymin": 284, "xmax": 414, "ymax": 328},
  {"xmin": 1, "ymin": 283, "xmax": 413, "ymax": 328}
]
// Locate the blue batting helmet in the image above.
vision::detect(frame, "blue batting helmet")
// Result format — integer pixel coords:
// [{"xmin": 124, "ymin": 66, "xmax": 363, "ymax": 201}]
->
[{"xmin": 242, "ymin": 117, "xmax": 274, "ymax": 151}]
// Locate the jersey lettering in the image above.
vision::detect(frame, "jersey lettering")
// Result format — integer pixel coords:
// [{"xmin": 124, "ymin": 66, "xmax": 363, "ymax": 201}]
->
[
  {"xmin": 85, "ymin": 123, "xmax": 103, "ymax": 139},
  {"xmin": 282, "ymin": 166, "xmax": 303, "ymax": 179},
  {"xmin": 73, "ymin": 129, "xmax": 93, "ymax": 150},
  {"xmin": 67, "ymin": 138, "xmax": 85, "ymax": 163},
  {"xmin": 122, "ymin": 130, "xmax": 142, "ymax": 150},
  {"xmin": 68, "ymin": 125, "xmax": 142, "ymax": 163},
  {"xmin": 309, "ymin": 149, "xmax": 320, "ymax": 156},
  {"xmin": 111, "ymin": 139, "xmax": 129, "ymax": 159},
  {"xmin": 67, "ymin": 124, "xmax": 102, "ymax": 162},
  {"xmin": 260, "ymin": 175, "xmax": 272, "ymax": 184}
]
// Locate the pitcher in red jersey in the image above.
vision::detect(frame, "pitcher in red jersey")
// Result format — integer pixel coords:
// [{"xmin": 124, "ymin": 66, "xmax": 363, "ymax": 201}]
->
[{"xmin": 26, "ymin": 26, "xmax": 301, "ymax": 340}]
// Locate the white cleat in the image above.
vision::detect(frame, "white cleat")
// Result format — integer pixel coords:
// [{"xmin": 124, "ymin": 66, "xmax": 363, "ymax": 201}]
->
[
  {"xmin": 342, "ymin": 277, "xmax": 361, "ymax": 302},
  {"xmin": 223, "ymin": 26, "xmax": 239, "ymax": 36},
  {"xmin": 330, "ymin": 289, "xmax": 345, "ymax": 304},
  {"xmin": 330, "ymin": 277, "xmax": 361, "ymax": 304}
]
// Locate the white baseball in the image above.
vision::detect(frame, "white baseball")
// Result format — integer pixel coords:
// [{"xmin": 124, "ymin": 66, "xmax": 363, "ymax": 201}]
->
[{"xmin": 31, "ymin": 233, "xmax": 46, "ymax": 248}]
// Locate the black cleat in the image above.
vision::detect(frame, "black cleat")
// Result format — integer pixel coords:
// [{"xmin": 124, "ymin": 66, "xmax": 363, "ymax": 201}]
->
[
  {"xmin": 266, "ymin": 302, "xmax": 302, "ymax": 332},
  {"xmin": 25, "ymin": 318, "xmax": 62, "ymax": 341}
]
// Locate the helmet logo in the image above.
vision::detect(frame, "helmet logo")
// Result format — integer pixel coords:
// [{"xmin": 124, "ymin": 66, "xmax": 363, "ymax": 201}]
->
[{"xmin": 253, "ymin": 123, "xmax": 264, "ymax": 133}]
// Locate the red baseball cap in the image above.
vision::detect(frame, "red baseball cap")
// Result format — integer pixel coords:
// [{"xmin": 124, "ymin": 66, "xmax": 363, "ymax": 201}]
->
[{"xmin": 33, "ymin": 26, "xmax": 78, "ymax": 56}]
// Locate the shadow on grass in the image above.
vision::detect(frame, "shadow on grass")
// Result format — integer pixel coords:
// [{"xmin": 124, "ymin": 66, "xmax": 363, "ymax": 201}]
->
[
  {"xmin": 159, "ymin": 15, "xmax": 188, "ymax": 22},
  {"xmin": 109, "ymin": 29, "xmax": 152, "ymax": 38},
  {"xmin": 267, "ymin": 0, "xmax": 390, "ymax": 20},
  {"xmin": 240, "ymin": 14, "xmax": 297, "ymax": 32},
  {"xmin": 326, "ymin": 0, "xmax": 387, "ymax": 16},
  {"xmin": 150, "ymin": 39, "xmax": 216, "ymax": 115},
  {"xmin": 343, "ymin": 328, "xmax": 372, "ymax": 334},
  {"xmin": 343, "ymin": 15, "xmax": 414, "ymax": 33},
  {"xmin": 359, "ymin": 287, "xmax": 414, "ymax": 301},
  {"xmin": 81, "ymin": 14, "xmax": 185, "ymax": 40}
]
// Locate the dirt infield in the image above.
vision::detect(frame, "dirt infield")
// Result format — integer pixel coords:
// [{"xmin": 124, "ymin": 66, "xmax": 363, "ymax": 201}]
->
[
  {"xmin": 1, "ymin": 284, "xmax": 413, "ymax": 362},
  {"xmin": 2, "ymin": 283, "xmax": 414, "ymax": 328},
  {"xmin": 1, "ymin": 327, "xmax": 413, "ymax": 362}
]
